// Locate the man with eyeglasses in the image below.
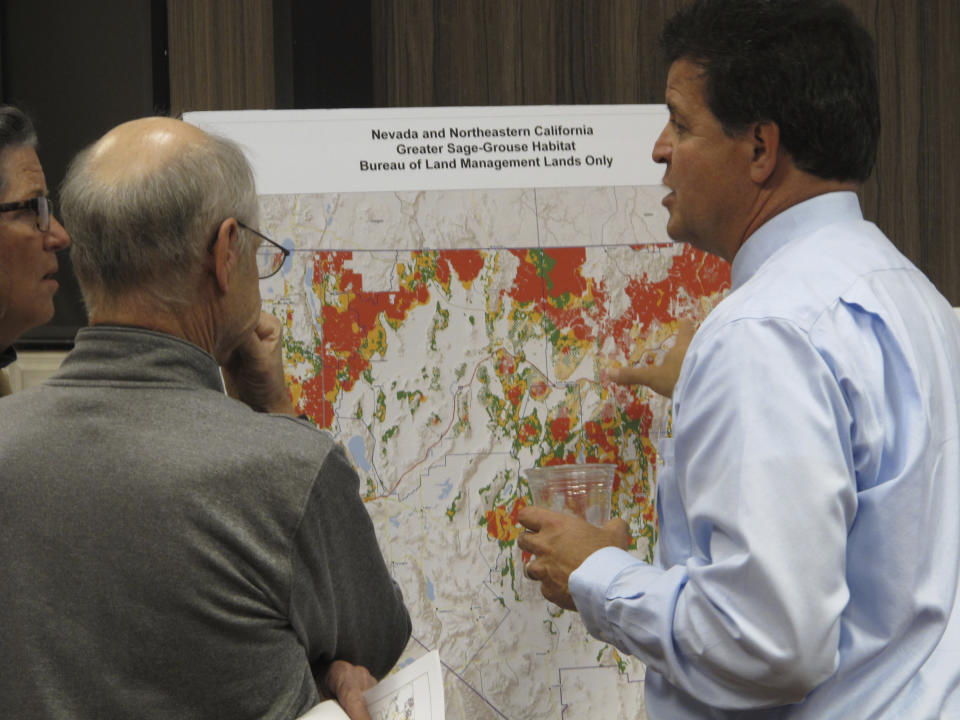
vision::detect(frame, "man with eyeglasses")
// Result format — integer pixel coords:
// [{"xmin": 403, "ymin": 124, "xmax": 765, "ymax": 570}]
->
[
  {"xmin": 0, "ymin": 116, "xmax": 411, "ymax": 720},
  {"xmin": 0, "ymin": 105, "xmax": 72, "ymax": 395}
]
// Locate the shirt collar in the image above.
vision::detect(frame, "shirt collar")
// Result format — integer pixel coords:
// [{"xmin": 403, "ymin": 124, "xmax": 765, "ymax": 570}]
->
[{"xmin": 730, "ymin": 191, "xmax": 863, "ymax": 290}]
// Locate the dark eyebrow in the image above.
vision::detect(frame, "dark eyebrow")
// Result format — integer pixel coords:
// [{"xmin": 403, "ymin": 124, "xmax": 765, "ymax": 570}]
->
[{"xmin": 666, "ymin": 102, "xmax": 686, "ymax": 123}]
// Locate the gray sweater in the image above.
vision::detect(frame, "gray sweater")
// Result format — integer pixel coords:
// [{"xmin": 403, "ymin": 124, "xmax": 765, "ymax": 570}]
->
[{"xmin": 0, "ymin": 326, "xmax": 411, "ymax": 719}]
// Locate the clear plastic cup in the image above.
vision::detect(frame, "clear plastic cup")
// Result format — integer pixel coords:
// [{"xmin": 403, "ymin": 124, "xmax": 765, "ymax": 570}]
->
[{"xmin": 523, "ymin": 463, "xmax": 615, "ymax": 526}]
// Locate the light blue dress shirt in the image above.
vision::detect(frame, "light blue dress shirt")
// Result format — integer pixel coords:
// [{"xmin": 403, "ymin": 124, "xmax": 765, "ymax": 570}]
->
[{"xmin": 571, "ymin": 192, "xmax": 960, "ymax": 718}]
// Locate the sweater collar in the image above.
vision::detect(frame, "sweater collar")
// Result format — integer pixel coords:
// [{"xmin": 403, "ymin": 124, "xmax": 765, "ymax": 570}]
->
[{"xmin": 53, "ymin": 326, "xmax": 224, "ymax": 392}]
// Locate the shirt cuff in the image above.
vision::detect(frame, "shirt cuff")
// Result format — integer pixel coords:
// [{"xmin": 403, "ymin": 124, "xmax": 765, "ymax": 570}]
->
[{"xmin": 570, "ymin": 546, "xmax": 644, "ymax": 644}]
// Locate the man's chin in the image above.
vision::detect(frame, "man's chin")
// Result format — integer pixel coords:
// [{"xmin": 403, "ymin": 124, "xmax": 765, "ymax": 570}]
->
[
  {"xmin": 664, "ymin": 217, "xmax": 684, "ymax": 242},
  {"xmin": 663, "ymin": 223, "xmax": 702, "ymax": 252}
]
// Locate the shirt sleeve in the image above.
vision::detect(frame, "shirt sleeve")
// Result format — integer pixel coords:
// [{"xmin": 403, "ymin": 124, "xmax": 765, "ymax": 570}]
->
[
  {"xmin": 571, "ymin": 316, "xmax": 858, "ymax": 709},
  {"xmin": 288, "ymin": 442, "xmax": 412, "ymax": 680}
]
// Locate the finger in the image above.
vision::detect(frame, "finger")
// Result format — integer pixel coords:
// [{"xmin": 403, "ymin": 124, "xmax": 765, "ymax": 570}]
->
[
  {"xmin": 523, "ymin": 560, "xmax": 536, "ymax": 580},
  {"xmin": 517, "ymin": 529, "xmax": 537, "ymax": 554},
  {"xmin": 607, "ymin": 517, "xmax": 630, "ymax": 533},
  {"xmin": 516, "ymin": 505, "xmax": 544, "ymax": 531},
  {"xmin": 604, "ymin": 365, "xmax": 662, "ymax": 386},
  {"xmin": 602, "ymin": 518, "xmax": 632, "ymax": 548},
  {"xmin": 524, "ymin": 554, "xmax": 546, "ymax": 582},
  {"xmin": 542, "ymin": 585, "xmax": 578, "ymax": 612},
  {"xmin": 327, "ymin": 660, "xmax": 377, "ymax": 694},
  {"xmin": 254, "ymin": 311, "xmax": 282, "ymax": 341},
  {"xmin": 338, "ymin": 696, "xmax": 373, "ymax": 720}
]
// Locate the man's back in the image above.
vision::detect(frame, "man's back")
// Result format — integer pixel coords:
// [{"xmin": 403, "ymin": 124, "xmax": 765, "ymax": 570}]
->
[{"xmin": 0, "ymin": 326, "xmax": 411, "ymax": 719}]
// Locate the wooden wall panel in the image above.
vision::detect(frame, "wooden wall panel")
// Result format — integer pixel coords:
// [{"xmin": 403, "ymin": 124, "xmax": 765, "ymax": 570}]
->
[
  {"xmin": 372, "ymin": 0, "xmax": 677, "ymax": 107},
  {"xmin": 372, "ymin": 0, "xmax": 433, "ymax": 106},
  {"xmin": 370, "ymin": 0, "xmax": 959, "ymax": 304},
  {"xmin": 849, "ymin": 0, "xmax": 960, "ymax": 305},
  {"xmin": 167, "ymin": 0, "xmax": 275, "ymax": 115}
]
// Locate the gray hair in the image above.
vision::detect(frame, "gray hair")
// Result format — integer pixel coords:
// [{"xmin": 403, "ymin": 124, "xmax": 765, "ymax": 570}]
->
[
  {"xmin": 61, "ymin": 130, "xmax": 259, "ymax": 313},
  {"xmin": 0, "ymin": 105, "xmax": 39, "ymax": 193}
]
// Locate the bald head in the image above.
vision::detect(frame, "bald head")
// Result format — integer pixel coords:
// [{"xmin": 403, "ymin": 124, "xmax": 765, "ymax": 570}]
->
[
  {"xmin": 87, "ymin": 117, "xmax": 211, "ymax": 183},
  {"xmin": 61, "ymin": 116, "xmax": 258, "ymax": 314}
]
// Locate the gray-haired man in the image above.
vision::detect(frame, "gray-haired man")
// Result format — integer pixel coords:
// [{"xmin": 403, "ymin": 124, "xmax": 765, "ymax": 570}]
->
[{"xmin": 0, "ymin": 117, "xmax": 410, "ymax": 719}]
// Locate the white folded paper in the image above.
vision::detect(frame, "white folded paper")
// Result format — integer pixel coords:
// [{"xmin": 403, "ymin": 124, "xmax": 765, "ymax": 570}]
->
[
  {"xmin": 364, "ymin": 650, "xmax": 445, "ymax": 720},
  {"xmin": 297, "ymin": 650, "xmax": 445, "ymax": 720}
]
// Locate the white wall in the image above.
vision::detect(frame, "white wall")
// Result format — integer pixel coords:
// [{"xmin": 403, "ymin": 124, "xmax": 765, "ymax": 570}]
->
[{"xmin": 5, "ymin": 351, "xmax": 69, "ymax": 393}]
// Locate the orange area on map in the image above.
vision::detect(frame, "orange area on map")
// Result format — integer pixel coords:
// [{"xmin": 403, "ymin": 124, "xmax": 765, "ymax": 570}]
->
[
  {"xmin": 486, "ymin": 496, "xmax": 528, "ymax": 545},
  {"xmin": 438, "ymin": 249, "xmax": 485, "ymax": 287}
]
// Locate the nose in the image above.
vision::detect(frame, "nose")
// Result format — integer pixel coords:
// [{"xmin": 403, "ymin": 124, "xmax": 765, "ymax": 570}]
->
[
  {"xmin": 652, "ymin": 124, "xmax": 672, "ymax": 165},
  {"xmin": 44, "ymin": 215, "xmax": 71, "ymax": 252}
]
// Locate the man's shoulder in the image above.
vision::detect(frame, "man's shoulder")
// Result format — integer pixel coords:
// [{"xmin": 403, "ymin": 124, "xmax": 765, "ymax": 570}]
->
[
  {"xmin": 146, "ymin": 393, "xmax": 352, "ymax": 509},
  {"xmin": 716, "ymin": 220, "xmax": 909, "ymax": 332},
  {"xmin": 206, "ymin": 396, "xmax": 337, "ymax": 463},
  {"xmin": 258, "ymin": 412, "xmax": 338, "ymax": 460}
]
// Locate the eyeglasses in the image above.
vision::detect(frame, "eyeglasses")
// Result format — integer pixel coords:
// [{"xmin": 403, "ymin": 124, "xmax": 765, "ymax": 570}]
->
[
  {"xmin": 237, "ymin": 221, "xmax": 290, "ymax": 279},
  {"xmin": 0, "ymin": 195, "xmax": 55, "ymax": 232}
]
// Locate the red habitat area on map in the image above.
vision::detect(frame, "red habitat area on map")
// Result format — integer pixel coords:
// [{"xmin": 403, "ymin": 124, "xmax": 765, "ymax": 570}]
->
[{"xmin": 291, "ymin": 244, "xmax": 727, "ymax": 429}]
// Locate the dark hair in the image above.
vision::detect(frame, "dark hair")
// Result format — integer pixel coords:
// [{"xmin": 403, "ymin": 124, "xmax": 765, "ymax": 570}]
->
[
  {"xmin": 661, "ymin": 0, "xmax": 879, "ymax": 182},
  {"xmin": 0, "ymin": 105, "xmax": 39, "ymax": 192}
]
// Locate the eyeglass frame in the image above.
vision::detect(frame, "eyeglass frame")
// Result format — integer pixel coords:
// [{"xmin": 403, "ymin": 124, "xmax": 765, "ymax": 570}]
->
[
  {"xmin": 206, "ymin": 219, "xmax": 291, "ymax": 279},
  {"xmin": 237, "ymin": 221, "xmax": 290, "ymax": 279},
  {"xmin": 0, "ymin": 195, "xmax": 55, "ymax": 232}
]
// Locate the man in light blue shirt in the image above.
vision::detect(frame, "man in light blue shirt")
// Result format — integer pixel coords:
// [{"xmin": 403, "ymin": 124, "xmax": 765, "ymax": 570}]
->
[{"xmin": 519, "ymin": 0, "xmax": 960, "ymax": 717}]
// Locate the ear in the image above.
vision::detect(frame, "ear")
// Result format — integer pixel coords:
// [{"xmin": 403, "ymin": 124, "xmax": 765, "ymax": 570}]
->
[
  {"xmin": 209, "ymin": 218, "xmax": 242, "ymax": 294},
  {"xmin": 748, "ymin": 120, "xmax": 781, "ymax": 185}
]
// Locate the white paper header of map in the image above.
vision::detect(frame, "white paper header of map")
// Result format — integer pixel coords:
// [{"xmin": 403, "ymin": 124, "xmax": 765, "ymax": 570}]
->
[{"xmin": 184, "ymin": 105, "xmax": 668, "ymax": 195}]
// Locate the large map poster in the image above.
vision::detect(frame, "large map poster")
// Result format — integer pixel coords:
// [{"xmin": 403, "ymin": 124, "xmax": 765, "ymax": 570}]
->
[{"xmin": 187, "ymin": 107, "xmax": 729, "ymax": 720}]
